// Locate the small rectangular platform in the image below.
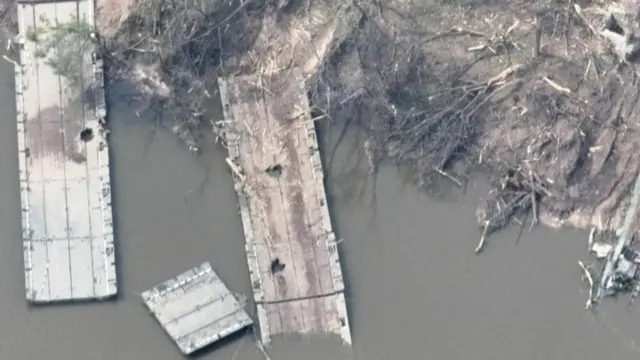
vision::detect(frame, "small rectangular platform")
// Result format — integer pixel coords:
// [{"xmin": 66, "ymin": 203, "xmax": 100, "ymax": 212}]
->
[
  {"xmin": 142, "ymin": 262, "xmax": 253, "ymax": 355},
  {"xmin": 15, "ymin": 0, "xmax": 116, "ymax": 303}
]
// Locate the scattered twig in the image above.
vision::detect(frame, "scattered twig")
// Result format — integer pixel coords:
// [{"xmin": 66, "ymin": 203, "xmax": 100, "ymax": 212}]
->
[
  {"xmin": 424, "ymin": 26, "xmax": 489, "ymax": 46},
  {"xmin": 468, "ymin": 44, "xmax": 487, "ymax": 52},
  {"xmin": 478, "ymin": 144, "xmax": 488, "ymax": 164},
  {"xmin": 583, "ymin": 58, "xmax": 592, "ymax": 81},
  {"xmin": 504, "ymin": 20, "xmax": 519, "ymax": 37},
  {"xmin": 435, "ymin": 168, "xmax": 463, "ymax": 187},
  {"xmin": 573, "ymin": 4, "xmax": 599, "ymax": 36},
  {"xmin": 542, "ymin": 76, "xmax": 572, "ymax": 94},
  {"xmin": 2, "ymin": 55, "xmax": 17, "ymax": 66},
  {"xmin": 487, "ymin": 64, "xmax": 523, "ymax": 85}
]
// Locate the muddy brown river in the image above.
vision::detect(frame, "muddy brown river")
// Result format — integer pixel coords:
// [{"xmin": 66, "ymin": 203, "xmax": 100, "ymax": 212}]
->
[{"xmin": 1, "ymin": 38, "xmax": 640, "ymax": 360}]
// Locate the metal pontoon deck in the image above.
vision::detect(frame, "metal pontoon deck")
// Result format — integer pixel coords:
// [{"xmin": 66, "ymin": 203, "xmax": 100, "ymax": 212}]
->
[
  {"xmin": 142, "ymin": 262, "xmax": 253, "ymax": 355},
  {"xmin": 15, "ymin": 0, "xmax": 116, "ymax": 303}
]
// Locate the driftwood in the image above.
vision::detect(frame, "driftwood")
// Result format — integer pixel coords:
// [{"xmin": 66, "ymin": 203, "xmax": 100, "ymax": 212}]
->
[
  {"xmin": 225, "ymin": 157, "xmax": 246, "ymax": 184},
  {"xmin": 475, "ymin": 190, "xmax": 531, "ymax": 254},
  {"xmin": 578, "ymin": 261, "xmax": 595, "ymax": 310},
  {"xmin": 474, "ymin": 164, "xmax": 551, "ymax": 253}
]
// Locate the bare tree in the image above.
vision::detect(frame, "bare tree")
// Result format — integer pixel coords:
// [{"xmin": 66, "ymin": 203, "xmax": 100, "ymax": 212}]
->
[{"xmin": 25, "ymin": 18, "xmax": 95, "ymax": 90}]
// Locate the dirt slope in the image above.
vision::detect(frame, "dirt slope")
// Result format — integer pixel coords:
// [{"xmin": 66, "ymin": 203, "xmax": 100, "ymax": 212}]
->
[{"xmin": 94, "ymin": 0, "xmax": 640, "ymax": 239}]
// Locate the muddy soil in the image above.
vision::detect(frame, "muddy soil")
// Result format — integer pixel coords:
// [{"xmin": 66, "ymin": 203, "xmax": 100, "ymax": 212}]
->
[{"xmin": 303, "ymin": 0, "xmax": 640, "ymax": 238}]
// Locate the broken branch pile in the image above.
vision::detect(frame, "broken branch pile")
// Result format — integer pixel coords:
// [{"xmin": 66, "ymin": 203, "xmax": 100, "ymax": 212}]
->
[
  {"xmin": 309, "ymin": 0, "xmax": 640, "ymax": 252},
  {"xmin": 97, "ymin": 0, "xmax": 360, "ymax": 152},
  {"xmin": 87, "ymin": 0, "xmax": 640, "ymax": 255}
]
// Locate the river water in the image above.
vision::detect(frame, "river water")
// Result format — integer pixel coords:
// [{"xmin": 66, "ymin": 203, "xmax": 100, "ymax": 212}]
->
[{"xmin": 1, "ymin": 38, "xmax": 640, "ymax": 360}]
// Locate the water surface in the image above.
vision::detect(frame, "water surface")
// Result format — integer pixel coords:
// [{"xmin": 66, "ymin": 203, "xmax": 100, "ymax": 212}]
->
[{"xmin": 0, "ymin": 38, "xmax": 639, "ymax": 360}]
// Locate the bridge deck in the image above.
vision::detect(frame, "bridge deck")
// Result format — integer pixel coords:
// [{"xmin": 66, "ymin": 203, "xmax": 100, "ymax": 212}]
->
[
  {"xmin": 219, "ymin": 69, "xmax": 351, "ymax": 345},
  {"xmin": 15, "ymin": 0, "xmax": 116, "ymax": 303},
  {"xmin": 142, "ymin": 262, "xmax": 253, "ymax": 355}
]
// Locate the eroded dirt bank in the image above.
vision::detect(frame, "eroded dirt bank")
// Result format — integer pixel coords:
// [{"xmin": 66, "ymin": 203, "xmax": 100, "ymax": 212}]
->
[
  {"xmin": 319, "ymin": 0, "xmax": 640, "ymax": 296},
  {"xmin": 306, "ymin": 0, "xmax": 640, "ymax": 241},
  {"xmin": 48, "ymin": 0, "xmax": 640, "ymax": 241}
]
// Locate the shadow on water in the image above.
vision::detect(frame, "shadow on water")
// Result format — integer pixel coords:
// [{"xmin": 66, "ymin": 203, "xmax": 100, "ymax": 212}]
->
[
  {"xmin": 188, "ymin": 328, "xmax": 251, "ymax": 359},
  {"xmin": 318, "ymin": 119, "xmax": 379, "ymax": 228},
  {"xmin": 316, "ymin": 119, "xmax": 357, "ymax": 328},
  {"xmin": 24, "ymin": 295, "xmax": 119, "ymax": 312},
  {"xmin": 0, "ymin": 29, "xmax": 29, "ymax": 303},
  {"xmin": 322, "ymin": 120, "xmax": 640, "ymax": 360}
]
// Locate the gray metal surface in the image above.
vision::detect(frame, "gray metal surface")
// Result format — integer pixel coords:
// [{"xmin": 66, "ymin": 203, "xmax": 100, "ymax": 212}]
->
[
  {"xmin": 15, "ymin": 0, "xmax": 116, "ymax": 303},
  {"xmin": 141, "ymin": 262, "xmax": 253, "ymax": 355}
]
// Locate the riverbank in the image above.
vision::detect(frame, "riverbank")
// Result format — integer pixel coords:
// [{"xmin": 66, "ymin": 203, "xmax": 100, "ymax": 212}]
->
[
  {"xmin": 312, "ymin": 0, "xmax": 640, "ymax": 242},
  {"xmin": 92, "ymin": 0, "xmax": 640, "ymax": 245}
]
